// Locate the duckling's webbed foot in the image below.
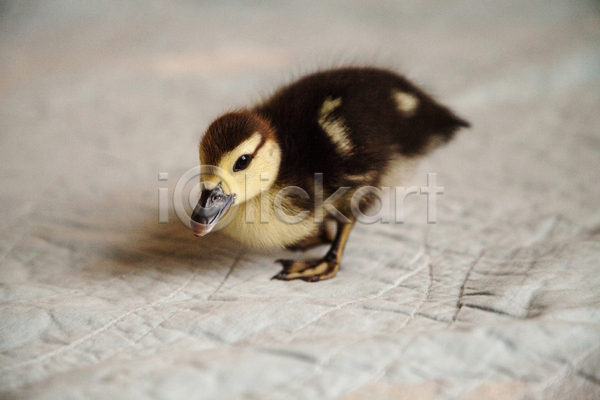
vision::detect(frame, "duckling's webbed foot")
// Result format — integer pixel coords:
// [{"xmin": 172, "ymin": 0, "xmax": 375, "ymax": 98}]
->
[
  {"xmin": 273, "ymin": 257, "xmax": 340, "ymax": 282},
  {"xmin": 272, "ymin": 219, "xmax": 355, "ymax": 282}
]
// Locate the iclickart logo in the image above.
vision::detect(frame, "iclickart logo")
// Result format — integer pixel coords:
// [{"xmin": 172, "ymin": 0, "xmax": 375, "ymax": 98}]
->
[{"xmin": 158, "ymin": 168, "xmax": 444, "ymax": 231}]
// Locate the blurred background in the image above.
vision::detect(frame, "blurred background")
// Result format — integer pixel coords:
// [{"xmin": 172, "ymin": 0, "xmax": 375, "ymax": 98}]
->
[
  {"xmin": 1, "ymin": 0, "xmax": 599, "ymax": 205},
  {"xmin": 1, "ymin": 1, "xmax": 600, "ymax": 399}
]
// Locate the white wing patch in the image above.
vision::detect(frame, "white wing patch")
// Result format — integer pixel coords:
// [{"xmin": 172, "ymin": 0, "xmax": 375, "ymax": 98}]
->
[
  {"xmin": 392, "ymin": 90, "xmax": 419, "ymax": 116},
  {"xmin": 318, "ymin": 97, "xmax": 353, "ymax": 156},
  {"xmin": 320, "ymin": 96, "xmax": 341, "ymax": 116},
  {"xmin": 346, "ymin": 170, "xmax": 377, "ymax": 184}
]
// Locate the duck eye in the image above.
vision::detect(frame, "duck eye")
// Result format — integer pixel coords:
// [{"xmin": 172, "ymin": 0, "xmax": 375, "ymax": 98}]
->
[{"xmin": 233, "ymin": 154, "xmax": 252, "ymax": 172}]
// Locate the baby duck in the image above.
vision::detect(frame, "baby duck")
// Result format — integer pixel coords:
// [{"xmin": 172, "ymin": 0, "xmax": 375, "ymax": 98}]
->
[{"xmin": 191, "ymin": 67, "xmax": 469, "ymax": 282}]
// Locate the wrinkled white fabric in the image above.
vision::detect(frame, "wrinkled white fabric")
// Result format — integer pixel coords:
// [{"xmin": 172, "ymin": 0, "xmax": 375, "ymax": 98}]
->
[{"xmin": 1, "ymin": 1, "xmax": 599, "ymax": 399}]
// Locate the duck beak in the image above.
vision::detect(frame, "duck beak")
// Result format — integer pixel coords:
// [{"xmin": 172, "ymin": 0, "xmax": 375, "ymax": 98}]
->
[{"xmin": 191, "ymin": 183, "xmax": 234, "ymax": 237}]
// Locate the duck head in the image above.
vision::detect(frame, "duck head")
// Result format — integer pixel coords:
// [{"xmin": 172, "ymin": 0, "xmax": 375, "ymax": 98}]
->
[{"xmin": 192, "ymin": 112, "xmax": 281, "ymax": 236}]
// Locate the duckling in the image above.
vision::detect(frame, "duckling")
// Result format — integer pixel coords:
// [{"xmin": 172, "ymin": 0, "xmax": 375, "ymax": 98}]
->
[{"xmin": 191, "ymin": 67, "xmax": 469, "ymax": 282}]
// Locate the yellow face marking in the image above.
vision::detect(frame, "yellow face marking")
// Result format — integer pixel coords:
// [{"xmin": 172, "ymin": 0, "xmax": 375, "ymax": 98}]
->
[
  {"xmin": 318, "ymin": 97, "xmax": 353, "ymax": 156},
  {"xmin": 201, "ymin": 132, "xmax": 281, "ymax": 204},
  {"xmin": 219, "ymin": 132, "xmax": 262, "ymax": 173},
  {"xmin": 392, "ymin": 90, "xmax": 419, "ymax": 116}
]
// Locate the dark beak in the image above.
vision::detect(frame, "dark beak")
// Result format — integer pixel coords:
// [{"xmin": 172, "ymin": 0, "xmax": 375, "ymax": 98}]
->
[{"xmin": 191, "ymin": 183, "xmax": 234, "ymax": 237}]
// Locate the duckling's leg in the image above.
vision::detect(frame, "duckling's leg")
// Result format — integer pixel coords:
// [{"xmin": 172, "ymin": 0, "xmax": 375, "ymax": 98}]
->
[{"xmin": 273, "ymin": 218, "xmax": 355, "ymax": 282}]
